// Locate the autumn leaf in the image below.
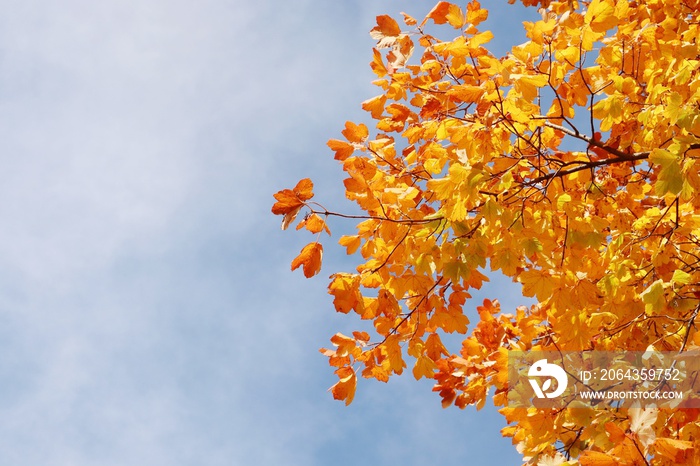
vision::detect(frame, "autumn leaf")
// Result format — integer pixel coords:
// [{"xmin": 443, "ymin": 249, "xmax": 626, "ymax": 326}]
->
[
  {"xmin": 421, "ymin": 2, "xmax": 464, "ymax": 28},
  {"xmin": 271, "ymin": 178, "xmax": 314, "ymax": 215},
  {"xmin": 518, "ymin": 269, "xmax": 555, "ymax": 302},
  {"xmin": 297, "ymin": 213, "xmax": 330, "ymax": 235},
  {"xmin": 640, "ymin": 279, "xmax": 666, "ymax": 315},
  {"xmin": 291, "ymin": 243, "xmax": 323, "ymax": 278},
  {"xmin": 341, "ymin": 121, "xmax": 369, "ymax": 143},
  {"xmin": 466, "ymin": 0, "xmax": 488, "ymax": 26},
  {"xmin": 579, "ymin": 450, "xmax": 618, "ymax": 466},
  {"xmin": 328, "ymin": 273, "xmax": 363, "ymax": 314},
  {"xmin": 370, "ymin": 15, "xmax": 401, "ymax": 41},
  {"xmin": 653, "ymin": 437, "xmax": 694, "ymax": 463},
  {"xmin": 273, "ymin": 0, "xmax": 700, "ymax": 463},
  {"xmin": 361, "ymin": 94, "xmax": 386, "ymax": 119},
  {"xmin": 650, "ymin": 148, "xmax": 684, "ymax": 195},
  {"xmin": 330, "ymin": 367, "xmax": 357, "ymax": 405},
  {"xmin": 584, "ymin": 0, "xmax": 617, "ymax": 33},
  {"xmin": 327, "ymin": 139, "xmax": 355, "ymax": 161}
]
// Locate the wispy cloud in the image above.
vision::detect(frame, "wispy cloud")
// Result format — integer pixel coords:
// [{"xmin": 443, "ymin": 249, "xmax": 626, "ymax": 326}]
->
[{"xmin": 0, "ymin": 1, "xmax": 536, "ymax": 464}]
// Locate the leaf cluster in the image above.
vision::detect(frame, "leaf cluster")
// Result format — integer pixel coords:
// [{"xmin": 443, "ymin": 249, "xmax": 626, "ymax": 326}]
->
[{"xmin": 273, "ymin": 0, "xmax": 700, "ymax": 463}]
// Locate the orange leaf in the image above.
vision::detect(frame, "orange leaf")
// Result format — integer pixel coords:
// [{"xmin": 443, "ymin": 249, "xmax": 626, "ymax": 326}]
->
[
  {"xmin": 450, "ymin": 85, "xmax": 485, "ymax": 103},
  {"xmin": 466, "ymin": 0, "xmax": 488, "ymax": 26},
  {"xmin": 330, "ymin": 367, "xmax": 357, "ymax": 405},
  {"xmin": 327, "ymin": 139, "xmax": 355, "ymax": 161},
  {"xmin": 291, "ymin": 243, "xmax": 323, "ymax": 278},
  {"xmin": 361, "ymin": 94, "xmax": 386, "ymax": 119},
  {"xmin": 425, "ymin": 333, "xmax": 449, "ymax": 360},
  {"xmin": 579, "ymin": 450, "xmax": 619, "ymax": 466},
  {"xmin": 331, "ymin": 332, "xmax": 360, "ymax": 357},
  {"xmin": 328, "ymin": 273, "xmax": 364, "ymax": 314},
  {"xmin": 352, "ymin": 331, "xmax": 371, "ymax": 343},
  {"xmin": 342, "ymin": 121, "xmax": 369, "ymax": 144},
  {"xmin": 271, "ymin": 188, "xmax": 303, "ymax": 215},
  {"xmin": 654, "ymin": 438, "xmax": 694, "ymax": 463},
  {"xmin": 370, "ymin": 15, "xmax": 401, "ymax": 39},
  {"xmin": 272, "ymin": 178, "xmax": 314, "ymax": 218},
  {"xmin": 422, "ymin": 2, "xmax": 463, "ymax": 29},
  {"xmin": 292, "ymin": 178, "xmax": 314, "ymax": 201},
  {"xmin": 304, "ymin": 214, "xmax": 330, "ymax": 235},
  {"xmin": 338, "ymin": 235, "xmax": 361, "ymax": 255},
  {"xmin": 604, "ymin": 421, "xmax": 626, "ymax": 444},
  {"xmin": 370, "ymin": 48, "xmax": 388, "ymax": 78}
]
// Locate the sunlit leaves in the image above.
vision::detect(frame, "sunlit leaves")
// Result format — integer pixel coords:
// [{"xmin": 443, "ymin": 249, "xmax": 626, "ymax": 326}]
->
[{"xmin": 273, "ymin": 0, "xmax": 700, "ymax": 463}]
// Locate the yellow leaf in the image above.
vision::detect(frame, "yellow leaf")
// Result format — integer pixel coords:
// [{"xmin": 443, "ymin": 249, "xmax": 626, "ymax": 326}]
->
[
  {"xmin": 518, "ymin": 269, "xmax": 555, "ymax": 301},
  {"xmin": 412, "ymin": 355, "xmax": 437, "ymax": 380},
  {"xmin": 640, "ymin": 279, "xmax": 665, "ymax": 315},
  {"xmin": 338, "ymin": 235, "xmax": 361, "ymax": 255},
  {"xmin": 466, "ymin": 0, "xmax": 488, "ymax": 26},
  {"xmin": 512, "ymin": 73, "xmax": 549, "ymax": 100},
  {"xmin": 584, "ymin": 0, "xmax": 617, "ymax": 33},
  {"xmin": 383, "ymin": 335, "xmax": 406, "ymax": 374},
  {"xmin": 672, "ymin": 269, "xmax": 692, "ymax": 285},
  {"xmin": 557, "ymin": 193, "xmax": 571, "ymax": 210}
]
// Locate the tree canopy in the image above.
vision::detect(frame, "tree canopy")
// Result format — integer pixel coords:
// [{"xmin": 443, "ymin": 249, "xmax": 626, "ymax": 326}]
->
[{"xmin": 273, "ymin": 1, "xmax": 700, "ymax": 464}]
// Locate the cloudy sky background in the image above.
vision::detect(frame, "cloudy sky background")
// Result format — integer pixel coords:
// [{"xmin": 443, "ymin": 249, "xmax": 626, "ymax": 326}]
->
[{"xmin": 0, "ymin": 1, "xmax": 540, "ymax": 464}]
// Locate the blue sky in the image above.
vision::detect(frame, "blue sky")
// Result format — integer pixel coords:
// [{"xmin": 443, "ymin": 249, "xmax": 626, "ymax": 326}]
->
[{"xmin": 0, "ymin": 1, "xmax": 540, "ymax": 464}]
